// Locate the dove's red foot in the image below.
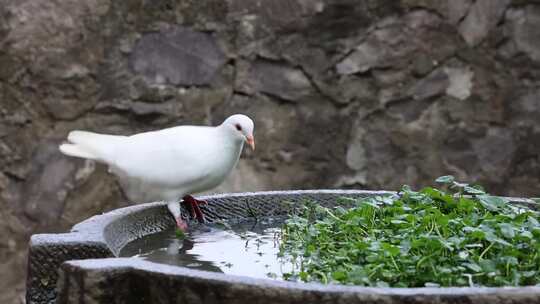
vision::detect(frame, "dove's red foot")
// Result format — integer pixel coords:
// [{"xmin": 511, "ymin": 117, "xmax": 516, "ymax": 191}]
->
[
  {"xmin": 182, "ymin": 195, "xmax": 207, "ymax": 223},
  {"xmin": 176, "ymin": 217, "xmax": 188, "ymax": 231}
]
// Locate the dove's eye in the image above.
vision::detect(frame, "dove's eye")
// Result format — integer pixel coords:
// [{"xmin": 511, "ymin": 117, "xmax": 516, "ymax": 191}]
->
[{"xmin": 235, "ymin": 124, "xmax": 242, "ymax": 131}]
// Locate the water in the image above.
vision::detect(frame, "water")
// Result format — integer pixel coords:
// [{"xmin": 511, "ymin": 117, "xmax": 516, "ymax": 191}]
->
[{"xmin": 120, "ymin": 218, "xmax": 295, "ymax": 280}]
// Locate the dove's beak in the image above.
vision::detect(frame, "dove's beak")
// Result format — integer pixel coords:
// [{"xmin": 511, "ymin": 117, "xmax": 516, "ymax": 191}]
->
[{"xmin": 246, "ymin": 135, "xmax": 255, "ymax": 151}]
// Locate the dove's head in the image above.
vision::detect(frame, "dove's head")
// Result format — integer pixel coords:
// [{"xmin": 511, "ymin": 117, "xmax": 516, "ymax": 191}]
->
[{"xmin": 222, "ymin": 114, "xmax": 255, "ymax": 150}]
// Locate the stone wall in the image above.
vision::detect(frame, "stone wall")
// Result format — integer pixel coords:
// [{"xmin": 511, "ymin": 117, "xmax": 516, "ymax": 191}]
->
[{"xmin": 1, "ymin": 0, "xmax": 540, "ymax": 302}]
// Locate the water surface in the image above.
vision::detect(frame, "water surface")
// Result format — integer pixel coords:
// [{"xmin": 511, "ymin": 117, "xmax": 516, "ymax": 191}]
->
[{"xmin": 120, "ymin": 218, "xmax": 295, "ymax": 280}]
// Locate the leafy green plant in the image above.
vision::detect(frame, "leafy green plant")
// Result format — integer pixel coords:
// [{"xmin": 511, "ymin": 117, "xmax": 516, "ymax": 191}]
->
[{"xmin": 278, "ymin": 176, "xmax": 540, "ymax": 287}]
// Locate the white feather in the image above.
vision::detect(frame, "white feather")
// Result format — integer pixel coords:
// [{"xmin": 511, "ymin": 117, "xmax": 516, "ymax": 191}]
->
[
  {"xmin": 59, "ymin": 143, "xmax": 98, "ymax": 160},
  {"xmin": 59, "ymin": 114, "xmax": 254, "ymax": 206},
  {"xmin": 65, "ymin": 130, "xmax": 126, "ymax": 162}
]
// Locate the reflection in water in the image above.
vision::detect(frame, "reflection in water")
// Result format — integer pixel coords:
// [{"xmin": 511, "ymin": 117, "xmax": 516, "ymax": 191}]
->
[{"xmin": 120, "ymin": 219, "xmax": 295, "ymax": 280}]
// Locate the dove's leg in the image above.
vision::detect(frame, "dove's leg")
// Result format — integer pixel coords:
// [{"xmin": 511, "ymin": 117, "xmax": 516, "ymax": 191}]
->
[
  {"xmin": 183, "ymin": 199, "xmax": 197, "ymax": 218},
  {"xmin": 167, "ymin": 201, "xmax": 188, "ymax": 231},
  {"xmin": 182, "ymin": 195, "xmax": 207, "ymax": 223}
]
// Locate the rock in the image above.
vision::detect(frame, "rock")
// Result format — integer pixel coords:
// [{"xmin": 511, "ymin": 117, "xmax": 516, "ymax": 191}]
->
[
  {"xmin": 408, "ymin": 66, "xmax": 474, "ymax": 101},
  {"xmin": 510, "ymin": 88, "xmax": 540, "ymax": 126},
  {"xmin": 447, "ymin": 0, "xmax": 473, "ymax": 25},
  {"xmin": 0, "ymin": 53, "xmax": 23, "ymax": 82},
  {"xmin": 277, "ymin": 150, "xmax": 294, "ymax": 163},
  {"xmin": 400, "ymin": 0, "xmax": 450, "ymax": 19},
  {"xmin": 412, "ymin": 54, "xmax": 435, "ymax": 77},
  {"xmin": 458, "ymin": 0, "xmax": 510, "ymax": 46},
  {"xmin": 379, "ymin": 87, "xmax": 406, "ymax": 105},
  {"xmin": 472, "ymin": 128, "xmax": 516, "ymax": 180},
  {"xmin": 336, "ymin": 40, "xmax": 387, "ymax": 74},
  {"xmin": 130, "ymin": 26, "xmax": 227, "ymax": 86},
  {"xmin": 403, "ymin": 9, "xmax": 442, "ymax": 29},
  {"xmin": 94, "ymin": 99, "xmax": 184, "ymax": 123},
  {"xmin": 408, "ymin": 68, "xmax": 449, "ymax": 100},
  {"xmin": 497, "ymin": 39, "xmax": 519, "ymax": 59},
  {"xmin": 506, "ymin": 6, "xmax": 540, "ymax": 62},
  {"xmin": 336, "ymin": 76, "xmax": 377, "ymax": 104},
  {"xmin": 336, "ymin": 10, "xmax": 447, "ymax": 76},
  {"xmin": 228, "ymin": 0, "xmax": 324, "ymax": 28},
  {"xmin": 4, "ymin": 112, "xmax": 29, "ymax": 126},
  {"xmin": 235, "ymin": 59, "xmax": 314, "ymax": 102},
  {"xmin": 346, "ymin": 127, "xmax": 367, "ymax": 171},
  {"xmin": 444, "ymin": 67, "xmax": 474, "ymax": 100},
  {"xmin": 42, "ymin": 98, "xmax": 95, "ymax": 120},
  {"xmin": 373, "ymin": 69, "xmax": 408, "ymax": 87},
  {"xmin": 334, "ymin": 172, "xmax": 367, "ymax": 187},
  {"xmin": 2, "ymin": 0, "xmax": 110, "ymax": 55},
  {"xmin": 57, "ymin": 64, "xmax": 90, "ymax": 80},
  {"xmin": 0, "ymin": 172, "xmax": 8, "ymax": 190},
  {"xmin": 21, "ymin": 141, "xmax": 79, "ymax": 223}
]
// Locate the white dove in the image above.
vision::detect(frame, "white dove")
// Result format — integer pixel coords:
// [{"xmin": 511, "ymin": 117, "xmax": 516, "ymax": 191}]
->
[{"xmin": 59, "ymin": 114, "xmax": 255, "ymax": 231}]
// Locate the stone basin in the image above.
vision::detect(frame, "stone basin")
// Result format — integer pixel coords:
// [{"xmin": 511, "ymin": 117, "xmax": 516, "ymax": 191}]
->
[{"xmin": 26, "ymin": 190, "xmax": 540, "ymax": 304}]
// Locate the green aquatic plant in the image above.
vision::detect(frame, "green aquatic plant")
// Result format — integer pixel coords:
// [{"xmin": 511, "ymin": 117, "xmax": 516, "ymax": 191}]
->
[
  {"xmin": 279, "ymin": 176, "xmax": 540, "ymax": 287},
  {"xmin": 175, "ymin": 228, "xmax": 186, "ymax": 239}
]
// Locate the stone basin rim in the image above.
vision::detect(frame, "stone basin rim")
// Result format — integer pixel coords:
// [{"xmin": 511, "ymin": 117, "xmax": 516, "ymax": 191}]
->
[
  {"xmin": 30, "ymin": 189, "xmax": 540, "ymax": 298},
  {"xmin": 65, "ymin": 257, "xmax": 540, "ymax": 296}
]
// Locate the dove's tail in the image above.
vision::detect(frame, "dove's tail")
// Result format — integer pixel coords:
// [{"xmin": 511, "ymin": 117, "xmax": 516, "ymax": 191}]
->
[
  {"xmin": 59, "ymin": 130, "xmax": 126, "ymax": 162},
  {"xmin": 59, "ymin": 143, "xmax": 99, "ymax": 160}
]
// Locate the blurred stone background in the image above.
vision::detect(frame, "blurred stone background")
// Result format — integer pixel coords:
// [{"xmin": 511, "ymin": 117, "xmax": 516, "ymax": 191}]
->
[{"xmin": 1, "ymin": 0, "xmax": 540, "ymax": 302}]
